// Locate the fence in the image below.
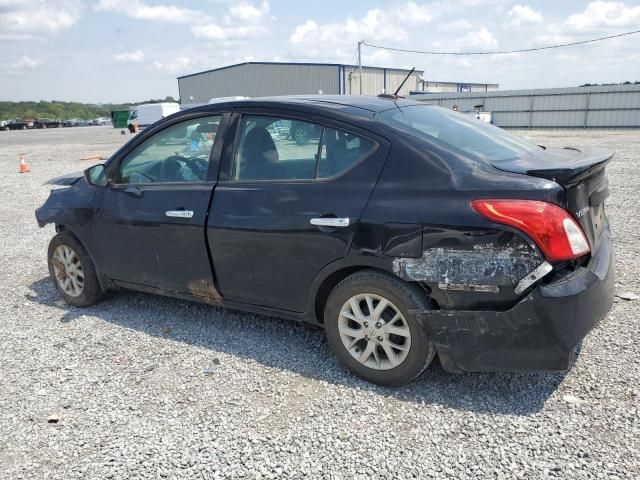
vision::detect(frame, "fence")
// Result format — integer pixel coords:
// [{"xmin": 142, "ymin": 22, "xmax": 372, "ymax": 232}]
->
[{"xmin": 409, "ymin": 84, "xmax": 640, "ymax": 128}]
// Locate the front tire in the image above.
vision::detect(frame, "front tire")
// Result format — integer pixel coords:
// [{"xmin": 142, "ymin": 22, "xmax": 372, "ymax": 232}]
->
[
  {"xmin": 48, "ymin": 232, "xmax": 104, "ymax": 307},
  {"xmin": 324, "ymin": 270, "xmax": 436, "ymax": 386}
]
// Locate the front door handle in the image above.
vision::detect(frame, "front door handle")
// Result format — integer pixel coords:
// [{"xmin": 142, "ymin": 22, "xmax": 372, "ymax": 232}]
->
[
  {"xmin": 166, "ymin": 210, "xmax": 194, "ymax": 219},
  {"xmin": 310, "ymin": 217, "xmax": 350, "ymax": 227}
]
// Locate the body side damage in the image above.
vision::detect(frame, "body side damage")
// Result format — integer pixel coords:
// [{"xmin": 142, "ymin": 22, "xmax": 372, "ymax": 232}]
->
[
  {"xmin": 392, "ymin": 241, "xmax": 543, "ymax": 292},
  {"xmin": 35, "ymin": 179, "xmax": 96, "ymax": 228}
]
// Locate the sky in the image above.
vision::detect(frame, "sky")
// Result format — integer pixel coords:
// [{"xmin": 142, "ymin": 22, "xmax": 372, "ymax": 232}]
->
[{"xmin": 1, "ymin": 0, "xmax": 639, "ymax": 103}]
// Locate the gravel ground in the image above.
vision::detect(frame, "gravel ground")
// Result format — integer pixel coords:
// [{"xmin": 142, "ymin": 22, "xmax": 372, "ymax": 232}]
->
[{"xmin": 0, "ymin": 127, "xmax": 638, "ymax": 479}]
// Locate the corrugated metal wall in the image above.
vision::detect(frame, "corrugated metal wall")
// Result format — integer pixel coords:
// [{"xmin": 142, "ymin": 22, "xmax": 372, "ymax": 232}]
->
[
  {"xmin": 179, "ymin": 63, "xmax": 421, "ymax": 104},
  {"xmin": 417, "ymin": 82, "xmax": 499, "ymax": 93},
  {"xmin": 179, "ymin": 63, "xmax": 340, "ymax": 105},
  {"xmin": 410, "ymin": 84, "xmax": 640, "ymax": 128},
  {"xmin": 339, "ymin": 66, "xmax": 420, "ymax": 96}
]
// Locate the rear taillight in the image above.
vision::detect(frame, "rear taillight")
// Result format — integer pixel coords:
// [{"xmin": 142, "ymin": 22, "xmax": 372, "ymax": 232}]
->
[{"xmin": 471, "ymin": 199, "xmax": 590, "ymax": 262}]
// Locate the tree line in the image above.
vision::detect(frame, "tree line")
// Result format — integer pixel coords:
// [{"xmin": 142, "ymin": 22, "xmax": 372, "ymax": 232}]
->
[
  {"xmin": 580, "ymin": 81, "xmax": 640, "ymax": 87},
  {"xmin": 0, "ymin": 97, "xmax": 178, "ymax": 121}
]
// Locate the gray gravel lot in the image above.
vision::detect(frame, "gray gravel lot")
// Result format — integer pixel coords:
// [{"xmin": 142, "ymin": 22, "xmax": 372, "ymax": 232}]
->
[{"xmin": 0, "ymin": 126, "xmax": 638, "ymax": 479}]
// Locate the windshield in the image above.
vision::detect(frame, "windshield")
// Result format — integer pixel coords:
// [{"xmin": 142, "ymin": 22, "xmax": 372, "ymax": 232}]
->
[{"xmin": 379, "ymin": 105, "xmax": 541, "ymax": 162}]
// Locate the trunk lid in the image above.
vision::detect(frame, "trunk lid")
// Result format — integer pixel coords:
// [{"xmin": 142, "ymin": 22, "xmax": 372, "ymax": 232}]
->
[{"xmin": 492, "ymin": 146, "xmax": 613, "ymax": 251}]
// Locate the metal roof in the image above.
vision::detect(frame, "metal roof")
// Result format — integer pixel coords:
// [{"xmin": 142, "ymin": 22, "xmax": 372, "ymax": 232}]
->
[{"xmin": 177, "ymin": 61, "xmax": 424, "ymax": 80}]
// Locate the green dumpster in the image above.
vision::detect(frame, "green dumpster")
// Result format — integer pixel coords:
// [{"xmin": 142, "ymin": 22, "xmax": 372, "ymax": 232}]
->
[{"xmin": 111, "ymin": 110, "xmax": 129, "ymax": 129}]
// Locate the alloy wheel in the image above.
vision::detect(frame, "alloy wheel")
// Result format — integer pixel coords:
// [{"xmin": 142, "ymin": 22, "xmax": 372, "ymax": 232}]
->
[
  {"xmin": 338, "ymin": 293, "xmax": 412, "ymax": 370},
  {"xmin": 52, "ymin": 245, "xmax": 84, "ymax": 297},
  {"xmin": 293, "ymin": 127, "xmax": 309, "ymax": 145}
]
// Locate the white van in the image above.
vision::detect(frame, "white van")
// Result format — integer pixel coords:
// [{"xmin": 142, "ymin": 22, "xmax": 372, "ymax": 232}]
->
[{"xmin": 128, "ymin": 102, "xmax": 180, "ymax": 132}]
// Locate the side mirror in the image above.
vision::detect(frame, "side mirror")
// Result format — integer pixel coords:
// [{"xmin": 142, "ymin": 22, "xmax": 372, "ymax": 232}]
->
[{"xmin": 84, "ymin": 164, "xmax": 108, "ymax": 187}]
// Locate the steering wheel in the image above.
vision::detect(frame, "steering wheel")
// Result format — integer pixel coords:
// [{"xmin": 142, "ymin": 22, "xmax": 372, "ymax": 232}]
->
[{"xmin": 160, "ymin": 156, "xmax": 186, "ymax": 182}]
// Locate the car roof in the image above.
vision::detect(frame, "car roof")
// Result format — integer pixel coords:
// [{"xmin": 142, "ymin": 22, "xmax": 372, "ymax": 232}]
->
[{"xmin": 195, "ymin": 95, "xmax": 427, "ymax": 117}]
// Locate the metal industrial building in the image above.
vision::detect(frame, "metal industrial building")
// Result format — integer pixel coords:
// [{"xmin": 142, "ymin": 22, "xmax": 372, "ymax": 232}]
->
[
  {"xmin": 412, "ymin": 80, "xmax": 499, "ymax": 94},
  {"xmin": 410, "ymin": 83, "xmax": 640, "ymax": 128},
  {"xmin": 177, "ymin": 61, "xmax": 497, "ymax": 107}
]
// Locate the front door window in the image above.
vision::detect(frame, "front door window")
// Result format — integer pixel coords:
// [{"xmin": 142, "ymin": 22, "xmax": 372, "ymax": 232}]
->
[{"xmin": 118, "ymin": 115, "xmax": 222, "ymax": 184}]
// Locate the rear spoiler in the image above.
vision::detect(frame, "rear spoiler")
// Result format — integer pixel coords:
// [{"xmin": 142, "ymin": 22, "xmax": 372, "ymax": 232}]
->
[
  {"xmin": 492, "ymin": 147, "xmax": 614, "ymax": 185},
  {"xmin": 527, "ymin": 147, "xmax": 614, "ymax": 184}
]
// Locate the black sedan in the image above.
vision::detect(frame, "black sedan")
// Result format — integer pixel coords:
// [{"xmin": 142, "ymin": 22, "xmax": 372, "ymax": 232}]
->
[
  {"xmin": 34, "ymin": 118, "xmax": 63, "ymax": 129},
  {"xmin": 35, "ymin": 96, "xmax": 614, "ymax": 385},
  {"xmin": 8, "ymin": 118, "xmax": 34, "ymax": 130}
]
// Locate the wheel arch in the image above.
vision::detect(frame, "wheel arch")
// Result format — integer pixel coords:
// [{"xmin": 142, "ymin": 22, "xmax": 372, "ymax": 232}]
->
[
  {"xmin": 308, "ymin": 256, "xmax": 426, "ymax": 325},
  {"xmin": 50, "ymin": 225, "xmax": 113, "ymax": 291}
]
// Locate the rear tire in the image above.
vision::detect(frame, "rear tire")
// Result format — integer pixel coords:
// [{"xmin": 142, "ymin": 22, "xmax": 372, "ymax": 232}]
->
[
  {"xmin": 48, "ymin": 232, "xmax": 104, "ymax": 307},
  {"xmin": 324, "ymin": 270, "xmax": 436, "ymax": 386}
]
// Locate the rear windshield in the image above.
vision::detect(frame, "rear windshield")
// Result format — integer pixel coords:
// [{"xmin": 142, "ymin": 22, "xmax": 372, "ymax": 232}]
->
[{"xmin": 379, "ymin": 105, "xmax": 541, "ymax": 162}]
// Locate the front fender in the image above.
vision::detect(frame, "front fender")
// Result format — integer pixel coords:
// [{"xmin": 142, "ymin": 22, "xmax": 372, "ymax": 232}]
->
[{"xmin": 35, "ymin": 177, "xmax": 96, "ymax": 228}]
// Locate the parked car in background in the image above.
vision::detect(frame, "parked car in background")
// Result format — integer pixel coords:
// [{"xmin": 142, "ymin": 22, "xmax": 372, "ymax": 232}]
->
[
  {"xmin": 34, "ymin": 118, "xmax": 63, "ymax": 129},
  {"xmin": 8, "ymin": 118, "xmax": 34, "ymax": 130},
  {"xmin": 92, "ymin": 117, "xmax": 112, "ymax": 126},
  {"xmin": 36, "ymin": 96, "xmax": 614, "ymax": 386},
  {"xmin": 127, "ymin": 102, "xmax": 180, "ymax": 133},
  {"xmin": 0, "ymin": 120, "xmax": 8, "ymax": 131},
  {"xmin": 63, "ymin": 118, "xmax": 91, "ymax": 127}
]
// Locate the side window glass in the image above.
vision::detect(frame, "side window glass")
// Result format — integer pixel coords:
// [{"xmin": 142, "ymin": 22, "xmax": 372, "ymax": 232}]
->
[
  {"xmin": 118, "ymin": 115, "xmax": 221, "ymax": 184},
  {"xmin": 318, "ymin": 128, "xmax": 376, "ymax": 178},
  {"xmin": 233, "ymin": 116, "xmax": 321, "ymax": 181}
]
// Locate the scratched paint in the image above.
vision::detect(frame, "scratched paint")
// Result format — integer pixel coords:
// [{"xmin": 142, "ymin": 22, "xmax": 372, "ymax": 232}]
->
[{"xmin": 392, "ymin": 243, "xmax": 542, "ymax": 287}]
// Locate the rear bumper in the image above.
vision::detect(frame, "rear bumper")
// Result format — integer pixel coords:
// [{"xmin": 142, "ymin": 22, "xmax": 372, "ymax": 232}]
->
[{"xmin": 417, "ymin": 222, "xmax": 615, "ymax": 373}]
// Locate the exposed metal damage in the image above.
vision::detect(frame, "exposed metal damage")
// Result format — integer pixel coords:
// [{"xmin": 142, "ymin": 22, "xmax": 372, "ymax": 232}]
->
[
  {"xmin": 392, "ymin": 243, "xmax": 545, "ymax": 292},
  {"xmin": 186, "ymin": 279, "xmax": 222, "ymax": 303}
]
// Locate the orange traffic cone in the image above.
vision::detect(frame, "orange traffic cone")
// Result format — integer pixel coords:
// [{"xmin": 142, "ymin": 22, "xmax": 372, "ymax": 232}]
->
[{"xmin": 19, "ymin": 154, "xmax": 30, "ymax": 173}]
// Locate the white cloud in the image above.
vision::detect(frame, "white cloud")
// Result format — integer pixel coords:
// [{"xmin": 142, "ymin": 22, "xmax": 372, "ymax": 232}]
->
[
  {"xmin": 290, "ymin": 20, "xmax": 317, "ymax": 44},
  {"xmin": 95, "ymin": 0, "xmax": 200, "ymax": 23},
  {"xmin": 14, "ymin": 55, "xmax": 42, "ymax": 69},
  {"xmin": 191, "ymin": 23, "xmax": 226, "ymax": 40},
  {"xmin": 2, "ymin": 54, "xmax": 43, "ymax": 75},
  {"xmin": 508, "ymin": 5, "xmax": 543, "ymax": 26},
  {"xmin": 0, "ymin": 0, "xmax": 82, "ymax": 36},
  {"xmin": 191, "ymin": 23, "xmax": 267, "ymax": 41},
  {"xmin": 566, "ymin": 1, "xmax": 640, "ymax": 31},
  {"xmin": 440, "ymin": 19, "xmax": 474, "ymax": 31},
  {"xmin": 228, "ymin": 1, "xmax": 269, "ymax": 23},
  {"xmin": 113, "ymin": 50, "xmax": 145, "ymax": 63},
  {"xmin": 152, "ymin": 57, "xmax": 192, "ymax": 75},
  {"xmin": 96, "ymin": 0, "xmax": 272, "ymax": 42},
  {"xmin": 531, "ymin": 32, "xmax": 577, "ymax": 46},
  {"xmin": 289, "ymin": 8, "xmax": 408, "ymax": 46},
  {"xmin": 403, "ymin": 1, "xmax": 434, "ymax": 26},
  {"xmin": 457, "ymin": 27, "xmax": 498, "ymax": 49},
  {"xmin": 287, "ymin": 2, "xmax": 437, "ymax": 63}
]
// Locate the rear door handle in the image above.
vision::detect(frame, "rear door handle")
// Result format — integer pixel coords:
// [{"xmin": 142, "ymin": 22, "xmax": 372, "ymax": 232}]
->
[
  {"xmin": 166, "ymin": 210, "xmax": 194, "ymax": 219},
  {"xmin": 310, "ymin": 217, "xmax": 350, "ymax": 227}
]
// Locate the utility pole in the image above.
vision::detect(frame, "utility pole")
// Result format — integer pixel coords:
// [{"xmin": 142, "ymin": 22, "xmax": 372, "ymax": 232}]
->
[{"xmin": 358, "ymin": 40, "xmax": 363, "ymax": 95}]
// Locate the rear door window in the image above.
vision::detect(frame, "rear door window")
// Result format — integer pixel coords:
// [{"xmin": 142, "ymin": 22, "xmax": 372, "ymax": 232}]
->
[
  {"xmin": 233, "ymin": 116, "xmax": 321, "ymax": 181},
  {"xmin": 232, "ymin": 115, "xmax": 376, "ymax": 181},
  {"xmin": 318, "ymin": 128, "xmax": 376, "ymax": 178}
]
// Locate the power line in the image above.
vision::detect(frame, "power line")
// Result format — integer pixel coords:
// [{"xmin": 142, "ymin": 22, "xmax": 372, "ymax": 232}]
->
[{"xmin": 362, "ymin": 29, "xmax": 640, "ymax": 56}]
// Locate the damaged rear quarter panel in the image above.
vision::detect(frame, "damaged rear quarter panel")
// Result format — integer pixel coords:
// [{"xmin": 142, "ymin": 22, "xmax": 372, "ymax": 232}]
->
[
  {"xmin": 391, "ymin": 229, "xmax": 544, "ymax": 308},
  {"xmin": 393, "ymin": 242, "xmax": 541, "ymax": 286}
]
